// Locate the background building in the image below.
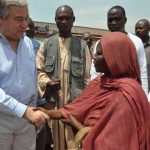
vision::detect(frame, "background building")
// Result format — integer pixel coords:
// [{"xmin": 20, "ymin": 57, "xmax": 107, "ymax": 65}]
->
[{"xmin": 34, "ymin": 21, "xmax": 109, "ymax": 43}]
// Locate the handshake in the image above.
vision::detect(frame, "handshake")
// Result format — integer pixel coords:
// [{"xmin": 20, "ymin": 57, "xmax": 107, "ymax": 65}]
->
[
  {"xmin": 23, "ymin": 78, "xmax": 61, "ymax": 127},
  {"xmin": 23, "ymin": 106, "xmax": 50, "ymax": 127},
  {"xmin": 23, "ymin": 105, "xmax": 85, "ymax": 131}
]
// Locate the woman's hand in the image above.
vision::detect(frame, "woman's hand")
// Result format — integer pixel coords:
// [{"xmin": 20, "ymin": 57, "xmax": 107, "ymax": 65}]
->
[
  {"xmin": 34, "ymin": 107, "xmax": 63, "ymax": 120},
  {"xmin": 62, "ymin": 113, "xmax": 85, "ymax": 130}
]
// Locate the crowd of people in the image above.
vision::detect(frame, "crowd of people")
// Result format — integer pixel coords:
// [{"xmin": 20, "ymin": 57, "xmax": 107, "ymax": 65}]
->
[{"xmin": 0, "ymin": 0, "xmax": 150, "ymax": 150}]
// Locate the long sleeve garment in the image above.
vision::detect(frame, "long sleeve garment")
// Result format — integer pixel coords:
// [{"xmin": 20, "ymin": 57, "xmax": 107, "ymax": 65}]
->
[
  {"xmin": 0, "ymin": 35, "xmax": 37, "ymax": 117},
  {"xmin": 36, "ymin": 36, "xmax": 91, "ymax": 150},
  {"xmin": 60, "ymin": 77, "xmax": 150, "ymax": 150},
  {"xmin": 36, "ymin": 36, "xmax": 91, "ymax": 99}
]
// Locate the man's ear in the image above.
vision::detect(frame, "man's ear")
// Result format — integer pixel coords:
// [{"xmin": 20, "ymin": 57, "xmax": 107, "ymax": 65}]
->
[
  {"xmin": 73, "ymin": 16, "xmax": 75, "ymax": 22},
  {"xmin": 125, "ymin": 17, "xmax": 127, "ymax": 24},
  {"xmin": 148, "ymin": 24, "xmax": 150, "ymax": 31}
]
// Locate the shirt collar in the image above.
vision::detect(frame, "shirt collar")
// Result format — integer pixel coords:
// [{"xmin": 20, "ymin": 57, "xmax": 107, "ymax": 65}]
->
[{"xmin": 0, "ymin": 33, "xmax": 25, "ymax": 51}]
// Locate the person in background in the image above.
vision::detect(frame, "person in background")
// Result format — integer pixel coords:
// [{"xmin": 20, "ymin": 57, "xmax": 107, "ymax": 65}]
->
[
  {"xmin": 37, "ymin": 32, "xmax": 150, "ymax": 150},
  {"xmin": 90, "ymin": 5, "xmax": 148, "ymax": 95},
  {"xmin": 0, "ymin": 0, "xmax": 48, "ymax": 150},
  {"xmin": 135, "ymin": 19, "xmax": 150, "ymax": 97},
  {"xmin": 81, "ymin": 32, "xmax": 94, "ymax": 58},
  {"xmin": 26, "ymin": 17, "xmax": 41, "ymax": 55},
  {"xmin": 36, "ymin": 5, "xmax": 91, "ymax": 150}
]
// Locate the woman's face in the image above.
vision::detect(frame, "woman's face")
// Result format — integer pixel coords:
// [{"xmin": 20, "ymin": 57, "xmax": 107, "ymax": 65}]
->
[{"xmin": 94, "ymin": 41, "xmax": 110, "ymax": 74}]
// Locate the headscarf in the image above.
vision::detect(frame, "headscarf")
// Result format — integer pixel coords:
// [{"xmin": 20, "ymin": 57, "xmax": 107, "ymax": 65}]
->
[{"xmin": 101, "ymin": 32, "xmax": 141, "ymax": 83}]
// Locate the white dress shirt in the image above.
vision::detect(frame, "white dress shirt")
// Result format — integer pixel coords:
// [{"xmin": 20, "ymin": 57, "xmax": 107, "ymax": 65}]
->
[{"xmin": 0, "ymin": 35, "xmax": 37, "ymax": 117}]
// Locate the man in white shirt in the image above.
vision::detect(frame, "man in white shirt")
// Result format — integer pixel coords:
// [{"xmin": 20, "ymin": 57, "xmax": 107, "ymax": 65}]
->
[
  {"xmin": 90, "ymin": 5, "xmax": 148, "ymax": 95},
  {"xmin": 135, "ymin": 19, "xmax": 150, "ymax": 98}
]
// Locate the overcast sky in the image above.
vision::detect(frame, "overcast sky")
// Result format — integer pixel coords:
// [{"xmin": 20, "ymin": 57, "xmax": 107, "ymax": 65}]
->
[{"xmin": 28, "ymin": 0, "xmax": 150, "ymax": 33}]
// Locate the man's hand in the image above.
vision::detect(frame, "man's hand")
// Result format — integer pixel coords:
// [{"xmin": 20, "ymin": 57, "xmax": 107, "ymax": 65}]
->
[
  {"xmin": 34, "ymin": 107, "xmax": 49, "ymax": 116},
  {"xmin": 23, "ymin": 107, "xmax": 49, "ymax": 127},
  {"xmin": 47, "ymin": 78, "xmax": 60, "ymax": 90}
]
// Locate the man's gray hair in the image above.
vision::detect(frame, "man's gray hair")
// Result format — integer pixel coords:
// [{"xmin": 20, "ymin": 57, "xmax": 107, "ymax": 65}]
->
[{"xmin": 0, "ymin": 0, "xmax": 28, "ymax": 19}]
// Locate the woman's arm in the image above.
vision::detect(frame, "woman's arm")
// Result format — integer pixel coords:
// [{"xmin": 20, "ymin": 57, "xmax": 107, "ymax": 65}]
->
[
  {"xmin": 35, "ymin": 107, "xmax": 63, "ymax": 120},
  {"xmin": 62, "ymin": 113, "xmax": 85, "ymax": 130}
]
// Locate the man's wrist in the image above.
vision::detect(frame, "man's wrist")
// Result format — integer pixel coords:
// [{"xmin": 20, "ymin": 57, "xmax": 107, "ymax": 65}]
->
[{"xmin": 23, "ymin": 106, "xmax": 29, "ymax": 119}]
